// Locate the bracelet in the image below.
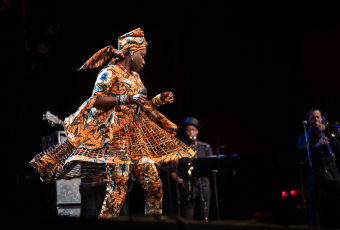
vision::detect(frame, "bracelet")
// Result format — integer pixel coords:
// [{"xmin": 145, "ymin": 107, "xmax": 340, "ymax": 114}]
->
[
  {"xmin": 152, "ymin": 94, "xmax": 165, "ymax": 107},
  {"xmin": 117, "ymin": 95, "xmax": 130, "ymax": 105}
]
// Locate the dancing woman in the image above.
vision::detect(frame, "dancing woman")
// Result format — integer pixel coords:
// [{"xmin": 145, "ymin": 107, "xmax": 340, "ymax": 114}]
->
[{"xmin": 30, "ymin": 28, "xmax": 195, "ymax": 218}]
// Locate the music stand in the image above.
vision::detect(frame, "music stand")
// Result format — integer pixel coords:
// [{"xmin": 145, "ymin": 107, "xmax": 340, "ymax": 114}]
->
[
  {"xmin": 276, "ymin": 147, "xmax": 323, "ymax": 225},
  {"xmin": 192, "ymin": 156, "xmax": 238, "ymax": 220}
]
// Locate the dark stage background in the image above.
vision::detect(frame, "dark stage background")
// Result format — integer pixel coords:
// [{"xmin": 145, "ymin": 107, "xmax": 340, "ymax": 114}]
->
[{"xmin": 2, "ymin": 0, "xmax": 340, "ymax": 224}]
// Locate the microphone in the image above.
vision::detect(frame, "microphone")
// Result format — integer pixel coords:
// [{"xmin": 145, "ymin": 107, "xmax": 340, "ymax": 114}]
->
[
  {"xmin": 303, "ymin": 120, "xmax": 308, "ymax": 126},
  {"xmin": 133, "ymin": 88, "xmax": 147, "ymax": 122},
  {"xmin": 129, "ymin": 174, "xmax": 136, "ymax": 182}
]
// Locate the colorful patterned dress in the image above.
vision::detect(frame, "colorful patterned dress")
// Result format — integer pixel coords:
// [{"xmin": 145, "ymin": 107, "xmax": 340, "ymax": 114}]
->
[{"xmin": 30, "ymin": 64, "xmax": 195, "ymax": 218}]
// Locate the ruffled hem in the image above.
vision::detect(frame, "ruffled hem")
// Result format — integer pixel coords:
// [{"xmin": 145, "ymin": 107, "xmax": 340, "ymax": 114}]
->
[
  {"xmin": 31, "ymin": 111, "xmax": 195, "ymax": 183},
  {"xmin": 30, "ymin": 140, "xmax": 194, "ymax": 183}
]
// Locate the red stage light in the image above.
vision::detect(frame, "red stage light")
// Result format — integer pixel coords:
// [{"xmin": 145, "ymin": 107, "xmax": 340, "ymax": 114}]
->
[
  {"xmin": 282, "ymin": 189, "xmax": 305, "ymax": 197},
  {"xmin": 252, "ymin": 212, "xmax": 270, "ymax": 216}
]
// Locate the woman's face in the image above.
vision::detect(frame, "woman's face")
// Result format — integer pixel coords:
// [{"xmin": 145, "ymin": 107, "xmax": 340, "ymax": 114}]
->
[{"xmin": 131, "ymin": 49, "xmax": 146, "ymax": 72}]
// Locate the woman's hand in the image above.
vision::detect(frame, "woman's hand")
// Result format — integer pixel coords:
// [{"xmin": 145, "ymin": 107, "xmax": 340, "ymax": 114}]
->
[
  {"xmin": 130, "ymin": 94, "xmax": 147, "ymax": 107},
  {"xmin": 160, "ymin": 92, "xmax": 174, "ymax": 104}
]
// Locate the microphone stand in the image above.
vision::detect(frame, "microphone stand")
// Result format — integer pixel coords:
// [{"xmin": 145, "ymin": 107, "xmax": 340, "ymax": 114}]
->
[
  {"xmin": 303, "ymin": 121, "xmax": 319, "ymax": 228},
  {"xmin": 213, "ymin": 146, "xmax": 225, "ymax": 221},
  {"xmin": 175, "ymin": 165, "xmax": 181, "ymax": 216},
  {"xmin": 298, "ymin": 161, "xmax": 307, "ymax": 225},
  {"xmin": 166, "ymin": 168, "xmax": 173, "ymax": 215}
]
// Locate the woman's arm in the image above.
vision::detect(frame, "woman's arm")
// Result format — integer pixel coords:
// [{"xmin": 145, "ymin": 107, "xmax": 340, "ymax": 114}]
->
[
  {"xmin": 93, "ymin": 97, "xmax": 118, "ymax": 109},
  {"xmin": 94, "ymin": 94, "xmax": 147, "ymax": 109},
  {"xmin": 148, "ymin": 91, "xmax": 174, "ymax": 108}
]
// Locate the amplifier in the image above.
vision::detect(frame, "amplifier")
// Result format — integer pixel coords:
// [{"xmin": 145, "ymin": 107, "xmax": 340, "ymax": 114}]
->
[
  {"xmin": 43, "ymin": 131, "xmax": 68, "ymax": 150},
  {"xmin": 43, "ymin": 131, "xmax": 81, "ymax": 213}
]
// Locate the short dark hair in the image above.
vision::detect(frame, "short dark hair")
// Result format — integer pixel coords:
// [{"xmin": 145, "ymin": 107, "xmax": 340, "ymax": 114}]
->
[{"xmin": 307, "ymin": 107, "xmax": 321, "ymax": 118}]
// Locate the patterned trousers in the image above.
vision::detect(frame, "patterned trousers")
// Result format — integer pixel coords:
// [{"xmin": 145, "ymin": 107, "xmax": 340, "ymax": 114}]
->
[{"xmin": 99, "ymin": 163, "xmax": 163, "ymax": 218}]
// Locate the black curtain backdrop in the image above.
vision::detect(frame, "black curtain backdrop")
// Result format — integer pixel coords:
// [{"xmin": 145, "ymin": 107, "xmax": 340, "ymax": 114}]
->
[
  {"xmin": 301, "ymin": 26, "xmax": 340, "ymax": 120},
  {"xmin": 2, "ymin": 0, "xmax": 340, "ymax": 215}
]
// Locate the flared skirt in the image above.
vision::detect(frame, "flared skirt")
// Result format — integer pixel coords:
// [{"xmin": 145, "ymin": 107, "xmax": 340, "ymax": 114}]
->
[{"xmin": 30, "ymin": 113, "xmax": 195, "ymax": 182}]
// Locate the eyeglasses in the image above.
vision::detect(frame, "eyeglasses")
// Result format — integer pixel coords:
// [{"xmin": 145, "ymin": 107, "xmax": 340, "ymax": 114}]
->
[{"xmin": 186, "ymin": 128, "xmax": 198, "ymax": 132}]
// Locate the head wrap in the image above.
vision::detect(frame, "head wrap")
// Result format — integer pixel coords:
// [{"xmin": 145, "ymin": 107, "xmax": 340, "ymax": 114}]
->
[{"xmin": 78, "ymin": 28, "xmax": 147, "ymax": 71}]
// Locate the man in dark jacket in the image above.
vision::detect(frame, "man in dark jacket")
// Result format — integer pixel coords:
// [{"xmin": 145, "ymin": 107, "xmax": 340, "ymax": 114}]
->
[
  {"xmin": 170, "ymin": 117, "xmax": 213, "ymax": 220},
  {"xmin": 298, "ymin": 108, "xmax": 340, "ymax": 227}
]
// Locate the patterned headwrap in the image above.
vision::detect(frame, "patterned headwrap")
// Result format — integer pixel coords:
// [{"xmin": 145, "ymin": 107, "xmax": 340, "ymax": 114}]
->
[{"xmin": 78, "ymin": 28, "xmax": 147, "ymax": 71}]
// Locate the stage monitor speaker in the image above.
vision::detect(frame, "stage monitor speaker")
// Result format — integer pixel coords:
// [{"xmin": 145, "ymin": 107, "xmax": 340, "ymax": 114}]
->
[
  {"xmin": 43, "ymin": 131, "xmax": 81, "ymax": 210},
  {"xmin": 56, "ymin": 179, "xmax": 81, "ymax": 205},
  {"xmin": 56, "ymin": 206, "xmax": 81, "ymax": 217}
]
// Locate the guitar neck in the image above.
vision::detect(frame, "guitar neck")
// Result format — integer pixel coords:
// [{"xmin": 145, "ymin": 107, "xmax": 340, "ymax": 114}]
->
[
  {"xmin": 55, "ymin": 120, "xmax": 65, "ymax": 126},
  {"xmin": 43, "ymin": 111, "xmax": 65, "ymax": 127}
]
